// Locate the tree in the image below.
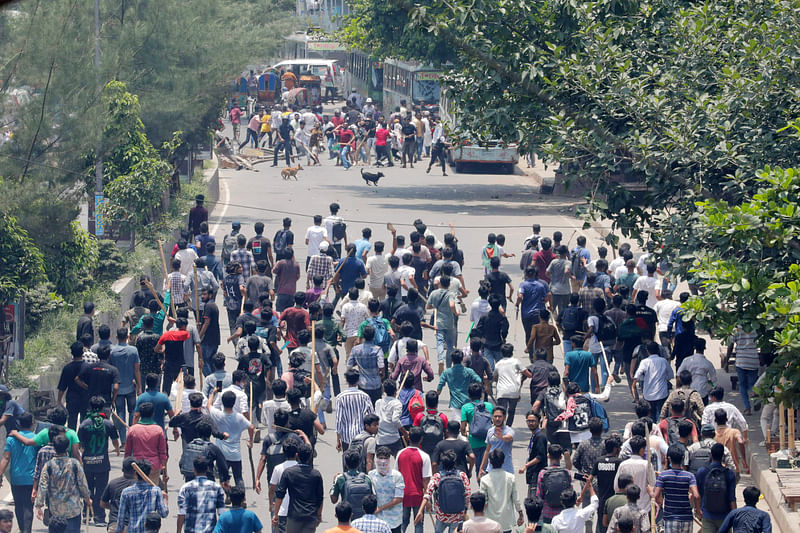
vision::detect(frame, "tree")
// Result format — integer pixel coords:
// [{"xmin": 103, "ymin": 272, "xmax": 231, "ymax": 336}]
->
[{"xmin": 0, "ymin": 210, "xmax": 46, "ymax": 303}]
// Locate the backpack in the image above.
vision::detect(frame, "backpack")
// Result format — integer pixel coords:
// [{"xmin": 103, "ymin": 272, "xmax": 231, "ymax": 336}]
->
[
  {"xmin": 561, "ymin": 306, "xmax": 583, "ymax": 333},
  {"xmin": 666, "ymin": 416, "xmax": 687, "ymax": 446},
  {"xmin": 408, "ymin": 389, "xmax": 425, "ymax": 421},
  {"xmin": 469, "ymin": 402, "xmax": 492, "ymax": 442},
  {"xmin": 247, "ymin": 356, "xmax": 265, "ymax": 380},
  {"xmin": 180, "ymin": 438, "xmax": 212, "ymax": 475},
  {"xmin": 703, "ymin": 466, "xmax": 730, "ymax": 514},
  {"xmin": 594, "ymin": 314, "xmax": 617, "ymax": 342},
  {"xmin": 571, "ymin": 247, "xmax": 587, "ymax": 279},
  {"xmin": 222, "ymin": 232, "xmax": 237, "ymax": 263},
  {"xmin": 332, "ymin": 221, "xmax": 347, "ymax": 242},
  {"xmin": 436, "ymin": 470, "xmax": 466, "ymax": 514},
  {"xmin": 274, "ymin": 230, "xmax": 290, "ymax": 258},
  {"xmin": 542, "ymin": 467, "xmax": 571, "ymax": 507},
  {"xmin": 342, "ymin": 471, "xmax": 372, "ymax": 520},
  {"xmin": 265, "ymin": 432, "xmax": 287, "ymax": 481},
  {"xmin": 290, "ymin": 368, "xmax": 311, "ymax": 397},
  {"xmin": 543, "ymin": 387, "xmax": 564, "ymax": 423},
  {"xmin": 368, "ymin": 317, "xmax": 392, "ymax": 353},
  {"xmin": 347, "ymin": 433, "xmax": 369, "ymax": 473},
  {"xmin": 420, "ymin": 413, "xmax": 445, "ymax": 455},
  {"xmin": 687, "ymin": 443, "xmax": 712, "ymax": 474},
  {"xmin": 589, "ymin": 397, "xmax": 610, "ymax": 432}
]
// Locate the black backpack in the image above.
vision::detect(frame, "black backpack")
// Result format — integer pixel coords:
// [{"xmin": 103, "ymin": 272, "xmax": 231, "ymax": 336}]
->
[
  {"xmin": 703, "ymin": 466, "xmax": 730, "ymax": 514},
  {"xmin": 274, "ymin": 230, "xmax": 290, "ymax": 258},
  {"xmin": 666, "ymin": 416, "xmax": 688, "ymax": 445},
  {"xmin": 687, "ymin": 444, "xmax": 712, "ymax": 474},
  {"xmin": 342, "ymin": 471, "xmax": 372, "ymax": 520},
  {"xmin": 265, "ymin": 432, "xmax": 287, "ymax": 481},
  {"xmin": 595, "ymin": 314, "xmax": 617, "ymax": 342},
  {"xmin": 332, "ymin": 221, "xmax": 347, "ymax": 241},
  {"xmin": 436, "ymin": 470, "xmax": 466, "ymax": 514},
  {"xmin": 561, "ymin": 306, "xmax": 583, "ymax": 333},
  {"xmin": 542, "ymin": 467, "xmax": 571, "ymax": 507},
  {"xmin": 180, "ymin": 438, "xmax": 212, "ymax": 475},
  {"xmin": 543, "ymin": 387, "xmax": 563, "ymax": 423},
  {"xmin": 348, "ymin": 432, "xmax": 369, "ymax": 473},
  {"xmin": 420, "ymin": 413, "xmax": 445, "ymax": 455}
]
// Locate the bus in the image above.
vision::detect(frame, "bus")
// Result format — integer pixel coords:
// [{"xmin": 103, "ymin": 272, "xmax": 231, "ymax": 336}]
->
[
  {"xmin": 382, "ymin": 59, "xmax": 441, "ymax": 114},
  {"xmin": 345, "ymin": 51, "xmax": 383, "ymax": 106}
]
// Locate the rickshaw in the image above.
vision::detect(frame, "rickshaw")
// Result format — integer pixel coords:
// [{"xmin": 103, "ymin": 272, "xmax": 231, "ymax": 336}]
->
[
  {"xmin": 258, "ymin": 70, "xmax": 280, "ymax": 103},
  {"xmin": 298, "ymin": 75, "xmax": 322, "ymax": 107}
]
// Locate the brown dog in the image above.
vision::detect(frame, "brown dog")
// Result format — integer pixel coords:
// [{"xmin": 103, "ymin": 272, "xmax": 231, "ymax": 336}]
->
[{"xmin": 280, "ymin": 163, "xmax": 303, "ymax": 180}]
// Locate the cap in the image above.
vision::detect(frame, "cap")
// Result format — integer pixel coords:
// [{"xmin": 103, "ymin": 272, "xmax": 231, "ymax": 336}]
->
[
  {"xmin": 701, "ymin": 424, "xmax": 716, "ymax": 435},
  {"xmin": 366, "ymin": 98, "xmax": 373, "ymax": 103},
  {"xmin": 232, "ymin": 221, "xmax": 241, "ymax": 229},
  {"xmin": 319, "ymin": 241, "xmax": 330, "ymax": 251},
  {"xmin": 195, "ymin": 194, "xmax": 204, "ymax": 202}
]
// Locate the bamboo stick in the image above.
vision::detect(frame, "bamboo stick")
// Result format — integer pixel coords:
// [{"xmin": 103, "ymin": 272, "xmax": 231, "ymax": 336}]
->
[{"xmin": 780, "ymin": 402, "xmax": 786, "ymax": 451}]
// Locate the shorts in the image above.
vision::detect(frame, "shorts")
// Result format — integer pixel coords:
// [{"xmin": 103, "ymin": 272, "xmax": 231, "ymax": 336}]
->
[{"xmin": 664, "ymin": 520, "xmax": 693, "ymax": 533}]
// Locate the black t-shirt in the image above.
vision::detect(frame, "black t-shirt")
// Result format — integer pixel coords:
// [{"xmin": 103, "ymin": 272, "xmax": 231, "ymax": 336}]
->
[
  {"xmin": 202, "ymin": 302, "xmax": 221, "ymax": 347},
  {"xmin": 247, "ymin": 235, "xmax": 272, "ymax": 266},
  {"xmin": 101, "ymin": 476, "xmax": 136, "ymax": 524},
  {"xmin": 401, "ymin": 124, "xmax": 417, "ymax": 139},
  {"xmin": 526, "ymin": 429, "xmax": 548, "ymax": 485},
  {"xmin": 58, "ymin": 360, "xmax": 88, "ymax": 403},
  {"xmin": 431, "ymin": 439, "xmax": 472, "ymax": 474},
  {"xmin": 237, "ymin": 352, "xmax": 272, "ymax": 393},
  {"xmin": 78, "ymin": 417, "xmax": 119, "ymax": 473},
  {"xmin": 76, "ymin": 315, "xmax": 94, "ymax": 343},
  {"xmin": 592, "ymin": 454, "xmax": 624, "ymax": 503},
  {"xmin": 278, "ymin": 124, "xmax": 294, "ymax": 141},
  {"xmin": 79, "ymin": 361, "xmax": 120, "ymax": 406},
  {"xmin": 168, "ymin": 409, "xmax": 225, "ymax": 443},
  {"xmin": 288, "ymin": 408, "xmax": 317, "ymax": 446},
  {"xmin": 485, "ymin": 270, "xmax": 512, "ymax": 300},
  {"xmin": 392, "ymin": 303, "xmax": 425, "ymax": 340},
  {"xmin": 635, "ymin": 305, "xmax": 658, "ymax": 338},
  {"xmin": 465, "ymin": 354, "xmax": 491, "ymax": 381}
]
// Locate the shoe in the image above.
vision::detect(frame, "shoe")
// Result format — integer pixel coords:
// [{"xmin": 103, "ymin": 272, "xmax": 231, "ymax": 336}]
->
[
  {"xmin": 426, "ymin": 167, "xmax": 431, "ymax": 174},
  {"xmin": 326, "ymin": 401, "xmax": 333, "ymax": 413},
  {"xmin": 270, "ymin": 164, "xmax": 277, "ymax": 167},
  {"xmin": 613, "ymin": 373, "xmax": 621, "ymax": 383},
  {"xmin": 442, "ymin": 172, "xmax": 448, "ymax": 176},
  {"xmin": 402, "ymin": 165, "xmax": 406, "ymax": 168},
  {"xmin": 94, "ymin": 518, "xmax": 107, "ymax": 527},
  {"xmin": 743, "ymin": 408, "xmax": 752, "ymax": 416}
]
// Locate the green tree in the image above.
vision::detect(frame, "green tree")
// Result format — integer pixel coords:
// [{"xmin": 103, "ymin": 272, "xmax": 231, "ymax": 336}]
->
[{"xmin": 0, "ymin": 210, "xmax": 46, "ymax": 303}]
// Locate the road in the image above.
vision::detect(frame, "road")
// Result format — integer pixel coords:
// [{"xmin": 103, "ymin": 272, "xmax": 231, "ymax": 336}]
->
[{"xmin": 4, "ymin": 122, "xmax": 770, "ymax": 531}]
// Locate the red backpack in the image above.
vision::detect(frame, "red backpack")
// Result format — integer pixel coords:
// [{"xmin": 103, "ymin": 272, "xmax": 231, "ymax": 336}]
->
[{"xmin": 408, "ymin": 390, "xmax": 425, "ymax": 421}]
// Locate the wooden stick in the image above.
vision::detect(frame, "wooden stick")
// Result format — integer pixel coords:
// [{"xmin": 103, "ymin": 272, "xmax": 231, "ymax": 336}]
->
[
  {"xmin": 273, "ymin": 424, "xmax": 296, "ymax": 433},
  {"xmin": 401, "ymin": 369, "xmax": 411, "ymax": 389},
  {"xmin": 131, "ymin": 463, "xmax": 158, "ymax": 487},
  {"xmin": 174, "ymin": 370, "xmax": 184, "ymax": 413},
  {"xmin": 310, "ymin": 320, "xmax": 317, "ymax": 411},
  {"xmin": 780, "ymin": 402, "xmax": 786, "ymax": 451},
  {"xmin": 249, "ymin": 381, "xmax": 254, "ymax": 421},
  {"xmin": 790, "ymin": 407, "xmax": 796, "ymax": 452},
  {"xmin": 111, "ymin": 410, "xmax": 129, "ymax": 428},
  {"xmin": 157, "ymin": 239, "xmax": 170, "ymax": 280},
  {"xmin": 192, "ymin": 265, "xmax": 201, "ymax": 324},
  {"xmin": 85, "ymin": 505, "xmax": 93, "ymax": 533},
  {"xmin": 143, "ymin": 280, "xmax": 166, "ymax": 314}
]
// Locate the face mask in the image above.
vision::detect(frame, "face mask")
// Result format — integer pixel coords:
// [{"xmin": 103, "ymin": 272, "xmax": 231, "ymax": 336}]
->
[{"xmin": 376, "ymin": 458, "xmax": 391, "ymax": 475}]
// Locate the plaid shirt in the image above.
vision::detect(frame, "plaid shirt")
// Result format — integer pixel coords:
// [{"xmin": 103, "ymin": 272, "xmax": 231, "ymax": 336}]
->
[
  {"xmin": 536, "ymin": 467, "xmax": 564, "ymax": 521},
  {"xmin": 578, "ymin": 286, "xmax": 604, "ymax": 313},
  {"xmin": 33, "ymin": 445, "xmax": 56, "ymax": 486},
  {"xmin": 424, "ymin": 470, "xmax": 471, "ymax": 523},
  {"xmin": 166, "ymin": 271, "xmax": 188, "ymax": 305},
  {"xmin": 352, "ymin": 514, "xmax": 393, "ymax": 533},
  {"xmin": 307, "ymin": 253, "xmax": 334, "ymax": 286},
  {"xmin": 177, "ymin": 476, "xmax": 226, "ymax": 533},
  {"xmin": 116, "ymin": 481, "xmax": 168, "ymax": 533},
  {"xmin": 231, "ymin": 248, "xmax": 254, "ymax": 281}
]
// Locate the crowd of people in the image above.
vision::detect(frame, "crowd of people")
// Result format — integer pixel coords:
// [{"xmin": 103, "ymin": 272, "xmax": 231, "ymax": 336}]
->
[
  {"xmin": 222, "ymin": 91, "xmax": 449, "ymax": 174},
  {"xmin": 0, "ymin": 192, "xmax": 774, "ymax": 533}
]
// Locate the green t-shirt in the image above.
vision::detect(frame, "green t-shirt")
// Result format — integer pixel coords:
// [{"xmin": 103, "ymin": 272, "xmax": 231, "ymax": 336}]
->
[
  {"xmin": 34, "ymin": 427, "xmax": 81, "ymax": 456},
  {"xmin": 604, "ymin": 493, "xmax": 627, "ymax": 518},
  {"xmin": 330, "ymin": 469, "xmax": 374, "ymax": 498},
  {"xmin": 460, "ymin": 401, "xmax": 494, "ymax": 449}
]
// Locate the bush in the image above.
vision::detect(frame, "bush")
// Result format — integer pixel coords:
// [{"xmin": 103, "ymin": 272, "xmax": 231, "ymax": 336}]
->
[
  {"xmin": 95, "ymin": 240, "xmax": 127, "ymax": 283},
  {"xmin": 24, "ymin": 282, "xmax": 66, "ymax": 334}
]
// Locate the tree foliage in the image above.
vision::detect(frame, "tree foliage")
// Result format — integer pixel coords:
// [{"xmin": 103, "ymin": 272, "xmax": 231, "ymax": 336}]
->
[{"xmin": 0, "ymin": 210, "xmax": 45, "ymax": 302}]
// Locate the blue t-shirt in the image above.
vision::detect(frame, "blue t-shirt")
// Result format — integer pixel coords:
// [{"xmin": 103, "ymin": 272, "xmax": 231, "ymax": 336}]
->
[
  {"xmin": 354, "ymin": 238, "xmax": 372, "ymax": 260},
  {"xmin": 572, "ymin": 246, "xmax": 591, "ymax": 281},
  {"xmin": 485, "ymin": 425, "xmax": 515, "ymax": 474},
  {"xmin": 335, "ymin": 257, "xmax": 367, "ymax": 292},
  {"xmin": 519, "ymin": 279, "xmax": 549, "ymax": 319},
  {"xmin": 213, "ymin": 508, "xmax": 262, "ymax": 533},
  {"xmin": 696, "ymin": 462, "xmax": 737, "ymax": 520},
  {"xmin": 564, "ymin": 350, "xmax": 595, "ymax": 393},
  {"xmin": 110, "ymin": 344, "xmax": 140, "ymax": 395},
  {"xmin": 655, "ymin": 468, "xmax": 696, "ymax": 521},
  {"xmin": 1, "ymin": 400, "xmax": 24, "ymax": 432},
  {"xmin": 134, "ymin": 390, "xmax": 172, "ymax": 428},
  {"xmin": 4, "ymin": 430, "xmax": 37, "ymax": 485}
]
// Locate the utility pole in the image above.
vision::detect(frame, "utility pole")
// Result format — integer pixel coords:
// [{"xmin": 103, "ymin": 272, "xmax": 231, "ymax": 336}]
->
[{"xmin": 92, "ymin": 0, "xmax": 105, "ymax": 236}]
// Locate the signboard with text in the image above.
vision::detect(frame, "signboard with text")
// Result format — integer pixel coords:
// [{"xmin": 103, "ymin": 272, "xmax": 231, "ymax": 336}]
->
[
  {"xmin": 308, "ymin": 41, "xmax": 345, "ymax": 51},
  {"xmin": 416, "ymin": 72, "xmax": 442, "ymax": 81}
]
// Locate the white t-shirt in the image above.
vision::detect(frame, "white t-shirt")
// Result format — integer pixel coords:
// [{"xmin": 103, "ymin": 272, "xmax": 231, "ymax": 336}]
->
[
  {"xmin": 614, "ymin": 265, "xmax": 630, "ymax": 279},
  {"xmin": 212, "ymin": 384, "xmax": 249, "ymax": 415},
  {"xmin": 305, "ymin": 225, "xmax": 328, "ymax": 257},
  {"xmin": 654, "ymin": 299, "xmax": 680, "ymax": 332},
  {"xmin": 388, "ymin": 337, "xmax": 428, "ymax": 365},
  {"xmin": 633, "ymin": 275, "xmax": 659, "ymax": 307},
  {"xmin": 366, "ymin": 254, "xmax": 389, "ymax": 289},
  {"xmin": 175, "ymin": 248, "xmax": 199, "ymax": 276},
  {"xmin": 270, "ymin": 459, "xmax": 298, "ymax": 516},
  {"xmin": 208, "ymin": 407, "xmax": 251, "ymax": 461},
  {"xmin": 470, "ymin": 298, "xmax": 490, "ymax": 324},
  {"xmin": 608, "ymin": 257, "xmax": 625, "ymax": 273},
  {"xmin": 494, "ymin": 357, "xmax": 524, "ymax": 399},
  {"xmin": 397, "ymin": 265, "xmax": 415, "ymax": 297},
  {"xmin": 636, "ymin": 253, "xmax": 652, "ymax": 274},
  {"xmin": 341, "ymin": 301, "xmax": 369, "ymax": 337}
]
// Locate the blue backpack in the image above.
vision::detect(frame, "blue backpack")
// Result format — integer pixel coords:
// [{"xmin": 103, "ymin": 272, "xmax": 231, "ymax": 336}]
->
[
  {"xmin": 589, "ymin": 397, "xmax": 609, "ymax": 432},
  {"xmin": 368, "ymin": 317, "xmax": 392, "ymax": 353}
]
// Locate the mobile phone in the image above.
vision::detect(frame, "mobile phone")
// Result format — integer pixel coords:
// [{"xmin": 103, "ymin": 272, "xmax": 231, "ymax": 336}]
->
[{"xmin": 216, "ymin": 380, "xmax": 223, "ymax": 392}]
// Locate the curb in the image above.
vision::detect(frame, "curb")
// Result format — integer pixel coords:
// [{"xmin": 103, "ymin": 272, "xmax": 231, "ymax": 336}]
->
[{"xmin": 751, "ymin": 450, "xmax": 800, "ymax": 533}]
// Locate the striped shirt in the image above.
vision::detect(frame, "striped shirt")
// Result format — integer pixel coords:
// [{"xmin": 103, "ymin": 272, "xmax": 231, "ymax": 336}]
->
[
  {"xmin": 336, "ymin": 388, "xmax": 374, "ymax": 444},
  {"xmin": 731, "ymin": 328, "xmax": 759, "ymax": 370},
  {"xmin": 655, "ymin": 468, "xmax": 696, "ymax": 521}
]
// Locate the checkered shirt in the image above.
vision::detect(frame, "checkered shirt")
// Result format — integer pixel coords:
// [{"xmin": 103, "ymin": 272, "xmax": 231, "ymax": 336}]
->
[
  {"xmin": 307, "ymin": 254, "xmax": 334, "ymax": 285},
  {"xmin": 352, "ymin": 514, "xmax": 393, "ymax": 533},
  {"xmin": 231, "ymin": 248, "xmax": 254, "ymax": 281},
  {"xmin": 177, "ymin": 476, "xmax": 226, "ymax": 533}
]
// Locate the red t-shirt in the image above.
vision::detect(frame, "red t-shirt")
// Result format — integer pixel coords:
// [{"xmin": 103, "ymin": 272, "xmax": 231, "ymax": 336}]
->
[
  {"xmin": 339, "ymin": 129, "xmax": 354, "ymax": 146},
  {"xmin": 279, "ymin": 307, "xmax": 311, "ymax": 349},
  {"xmin": 331, "ymin": 116, "xmax": 344, "ymax": 127},
  {"xmin": 396, "ymin": 446, "xmax": 432, "ymax": 507},
  {"xmin": 375, "ymin": 128, "xmax": 390, "ymax": 147},
  {"xmin": 412, "ymin": 408, "xmax": 449, "ymax": 427}
]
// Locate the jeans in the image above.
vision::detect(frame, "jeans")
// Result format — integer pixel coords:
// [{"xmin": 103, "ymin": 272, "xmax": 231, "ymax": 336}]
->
[
  {"xmin": 85, "ymin": 470, "xmax": 109, "ymax": 522},
  {"xmin": 275, "ymin": 293, "xmax": 294, "ymax": 313},
  {"xmin": 590, "ymin": 351, "xmax": 608, "ymax": 391},
  {"xmin": 227, "ymin": 308, "xmax": 240, "ymax": 335},
  {"xmin": 114, "ymin": 391, "xmax": 136, "ymax": 443},
  {"xmin": 428, "ymin": 146, "xmax": 446, "ymax": 173},
  {"xmin": 341, "ymin": 145, "xmax": 352, "ymax": 169},
  {"xmin": 736, "ymin": 367, "xmax": 759, "ymax": 410},
  {"xmin": 497, "ymin": 397, "xmax": 519, "ymax": 426},
  {"xmin": 402, "ymin": 505, "xmax": 423, "ymax": 533},
  {"xmin": 273, "ymin": 140, "xmax": 293, "ymax": 166},
  {"xmin": 522, "ymin": 315, "xmax": 538, "ymax": 347},
  {"xmin": 201, "ymin": 342, "xmax": 218, "ymax": 376},
  {"xmin": 472, "ymin": 447, "xmax": 486, "ymax": 477},
  {"xmin": 239, "ymin": 128, "xmax": 259, "ymax": 150},
  {"xmin": 648, "ymin": 397, "xmax": 667, "ymax": 423},
  {"xmin": 367, "ymin": 138, "xmax": 376, "ymax": 163},
  {"xmin": 318, "ymin": 381, "xmax": 332, "ymax": 426},
  {"xmin": 402, "ymin": 140, "xmax": 416, "ymax": 167},
  {"xmin": 225, "ymin": 459, "xmax": 244, "ymax": 487},
  {"xmin": 416, "ymin": 136, "xmax": 424, "ymax": 159},
  {"xmin": 436, "ymin": 328, "xmax": 457, "ymax": 367},
  {"xmin": 11, "ymin": 484, "xmax": 33, "ymax": 533},
  {"xmin": 328, "ymin": 136, "xmax": 337, "ymax": 158},
  {"xmin": 63, "ymin": 514, "xmax": 82, "ymax": 533},
  {"xmin": 551, "ymin": 294, "xmax": 571, "ymax": 320},
  {"xmin": 435, "ymin": 521, "xmax": 461, "ymax": 533},
  {"xmin": 162, "ymin": 366, "xmax": 181, "ymax": 395},
  {"xmin": 562, "ymin": 338, "xmax": 574, "ymax": 355},
  {"xmin": 484, "ymin": 348, "xmax": 500, "ymax": 371}
]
